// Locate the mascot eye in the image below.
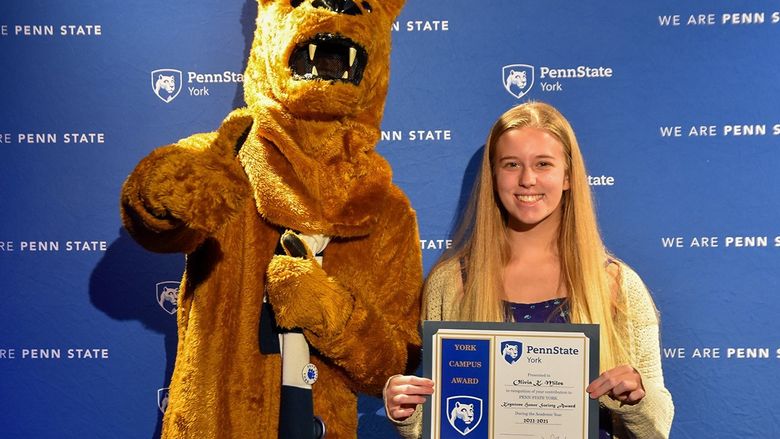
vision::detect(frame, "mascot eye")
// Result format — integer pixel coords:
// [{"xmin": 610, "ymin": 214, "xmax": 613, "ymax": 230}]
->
[
  {"xmin": 311, "ymin": 0, "xmax": 363, "ymax": 15},
  {"xmin": 291, "ymin": 0, "xmax": 371, "ymax": 14}
]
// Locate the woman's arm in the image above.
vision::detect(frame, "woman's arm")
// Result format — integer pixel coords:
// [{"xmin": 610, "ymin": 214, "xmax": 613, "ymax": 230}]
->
[
  {"xmin": 603, "ymin": 265, "xmax": 675, "ymax": 438},
  {"xmin": 383, "ymin": 258, "xmax": 462, "ymax": 439}
]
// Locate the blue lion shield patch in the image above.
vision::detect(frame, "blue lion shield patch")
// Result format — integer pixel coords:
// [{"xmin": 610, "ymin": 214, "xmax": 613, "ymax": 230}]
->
[
  {"xmin": 500, "ymin": 340, "xmax": 523, "ymax": 364},
  {"xmin": 446, "ymin": 395, "xmax": 483, "ymax": 436}
]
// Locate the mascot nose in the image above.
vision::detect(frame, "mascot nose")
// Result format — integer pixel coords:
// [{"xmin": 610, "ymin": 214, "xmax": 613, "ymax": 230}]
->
[{"xmin": 311, "ymin": 0, "xmax": 363, "ymax": 15}]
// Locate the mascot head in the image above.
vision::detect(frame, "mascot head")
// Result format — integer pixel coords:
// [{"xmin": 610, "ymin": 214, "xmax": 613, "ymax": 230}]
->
[{"xmin": 244, "ymin": 0, "xmax": 405, "ymax": 121}]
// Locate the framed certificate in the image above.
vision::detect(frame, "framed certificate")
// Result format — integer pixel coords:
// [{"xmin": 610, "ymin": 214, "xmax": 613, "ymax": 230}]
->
[{"xmin": 422, "ymin": 321, "xmax": 599, "ymax": 439}]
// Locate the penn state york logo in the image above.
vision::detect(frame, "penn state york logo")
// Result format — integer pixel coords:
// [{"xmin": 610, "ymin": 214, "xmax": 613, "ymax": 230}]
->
[
  {"xmin": 151, "ymin": 69, "xmax": 183, "ymax": 103},
  {"xmin": 502, "ymin": 64, "xmax": 534, "ymax": 99},
  {"xmin": 156, "ymin": 281, "xmax": 180, "ymax": 315},
  {"xmin": 501, "ymin": 341, "xmax": 523, "ymax": 365},
  {"xmin": 446, "ymin": 395, "xmax": 483, "ymax": 436},
  {"xmin": 157, "ymin": 387, "xmax": 170, "ymax": 414}
]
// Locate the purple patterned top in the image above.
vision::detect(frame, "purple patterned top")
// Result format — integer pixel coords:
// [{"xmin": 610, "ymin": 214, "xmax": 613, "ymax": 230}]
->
[
  {"xmin": 505, "ymin": 298, "xmax": 612, "ymax": 439},
  {"xmin": 505, "ymin": 297, "xmax": 569, "ymax": 324}
]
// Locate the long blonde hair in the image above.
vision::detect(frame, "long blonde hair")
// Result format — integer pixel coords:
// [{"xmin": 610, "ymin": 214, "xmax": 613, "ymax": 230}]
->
[{"xmin": 433, "ymin": 101, "xmax": 628, "ymax": 371}]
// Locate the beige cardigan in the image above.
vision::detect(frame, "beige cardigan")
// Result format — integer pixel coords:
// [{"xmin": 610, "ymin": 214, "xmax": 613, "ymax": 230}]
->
[{"xmin": 385, "ymin": 259, "xmax": 674, "ymax": 438}]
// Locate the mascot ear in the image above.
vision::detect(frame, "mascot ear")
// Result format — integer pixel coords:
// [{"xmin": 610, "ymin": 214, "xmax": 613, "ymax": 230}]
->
[{"xmin": 211, "ymin": 112, "xmax": 254, "ymax": 158}]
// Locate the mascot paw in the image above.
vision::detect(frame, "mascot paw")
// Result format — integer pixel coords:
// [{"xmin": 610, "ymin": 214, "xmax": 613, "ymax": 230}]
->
[
  {"xmin": 266, "ymin": 251, "xmax": 354, "ymax": 337},
  {"xmin": 138, "ymin": 147, "xmax": 250, "ymax": 233}
]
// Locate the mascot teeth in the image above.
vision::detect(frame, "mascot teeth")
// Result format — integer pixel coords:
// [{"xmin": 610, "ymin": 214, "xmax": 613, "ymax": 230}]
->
[
  {"xmin": 349, "ymin": 47, "xmax": 356, "ymax": 66},
  {"xmin": 289, "ymin": 33, "xmax": 367, "ymax": 84},
  {"xmin": 309, "ymin": 44, "xmax": 317, "ymax": 61}
]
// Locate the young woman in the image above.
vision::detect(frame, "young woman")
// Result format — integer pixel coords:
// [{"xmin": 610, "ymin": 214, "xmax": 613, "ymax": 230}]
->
[{"xmin": 383, "ymin": 102, "xmax": 673, "ymax": 438}]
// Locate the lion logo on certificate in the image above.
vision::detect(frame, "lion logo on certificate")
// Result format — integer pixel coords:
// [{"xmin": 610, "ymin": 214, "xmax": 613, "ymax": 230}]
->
[
  {"xmin": 500, "ymin": 341, "xmax": 523, "ymax": 364},
  {"xmin": 446, "ymin": 395, "xmax": 483, "ymax": 436}
]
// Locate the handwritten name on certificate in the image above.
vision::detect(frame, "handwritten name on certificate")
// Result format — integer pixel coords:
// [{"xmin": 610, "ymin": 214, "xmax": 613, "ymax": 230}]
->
[{"xmin": 422, "ymin": 322, "xmax": 599, "ymax": 439}]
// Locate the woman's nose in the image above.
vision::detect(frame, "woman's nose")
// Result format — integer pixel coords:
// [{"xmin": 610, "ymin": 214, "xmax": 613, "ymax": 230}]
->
[{"xmin": 519, "ymin": 169, "xmax": 536, "ymax": 187}]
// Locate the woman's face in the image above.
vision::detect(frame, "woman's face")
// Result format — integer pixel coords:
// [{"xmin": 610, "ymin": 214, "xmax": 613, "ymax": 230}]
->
[{"xmin": 493, "ymin": 127, "xmax": 570, "ymax": 231}]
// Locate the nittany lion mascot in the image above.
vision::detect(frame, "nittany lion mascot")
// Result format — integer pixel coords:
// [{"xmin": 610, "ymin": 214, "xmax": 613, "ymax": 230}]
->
[{"xmin": 120, "ymin": 0, "xmax": 421, "ymax": 438}]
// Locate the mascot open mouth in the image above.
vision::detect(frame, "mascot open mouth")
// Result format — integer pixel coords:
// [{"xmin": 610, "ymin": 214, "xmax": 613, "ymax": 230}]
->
[{"xmin": 289, "ymin": 34, "xmax": 368, "ymax": 85}]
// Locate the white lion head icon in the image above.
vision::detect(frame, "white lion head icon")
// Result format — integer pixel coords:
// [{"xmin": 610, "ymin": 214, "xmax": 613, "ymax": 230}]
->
[
  {"xmin": 449, "ymin": 401, "xmax": 474, "ymax": 425},
  {"xmin": 501, "ymin": 341, "xmax": 523, "ymax": 364},
  {"xmin": 159, "ymin": 286, "xmax": 178, "ymax": 307},
  {"xmin": 502, "ymin": 343, "xmax": 518, "ymax": 361},
  {"xmin": 155, "ymin": 74, "xmax": 176, "ymax": 94},
  {"xmin": 156, "ymin": 281, "xmax": 180, "ymax": 315},
  {"xmin": 505, "ymin": 70, "xmax": 527, "ymax": 90},
  {"xmin": 150, "ymin": 69, "xmax": 183, "ymax": 103}
]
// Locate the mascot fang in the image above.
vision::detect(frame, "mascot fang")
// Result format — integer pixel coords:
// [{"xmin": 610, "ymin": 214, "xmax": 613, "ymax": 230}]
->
[{"xmin": 121, "ymin": 0, "xmax": 421, "ymax": 437}]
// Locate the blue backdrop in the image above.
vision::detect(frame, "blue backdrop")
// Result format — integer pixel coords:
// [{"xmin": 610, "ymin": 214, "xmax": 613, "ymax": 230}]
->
[{"xmin": 2, "ymin": 1, "xmax": 780, "ymax": 437}]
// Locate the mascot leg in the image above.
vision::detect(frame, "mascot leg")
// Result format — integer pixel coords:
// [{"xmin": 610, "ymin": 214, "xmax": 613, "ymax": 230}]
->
[{"xmin": 280, "ymin": 331, "xmax": 324, "ymax": 439}]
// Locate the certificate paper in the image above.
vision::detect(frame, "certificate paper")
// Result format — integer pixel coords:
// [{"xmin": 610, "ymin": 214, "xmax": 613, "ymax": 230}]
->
[{"xmin": 422, "ymin": 321, "xmax": 599, "ymax": 439}]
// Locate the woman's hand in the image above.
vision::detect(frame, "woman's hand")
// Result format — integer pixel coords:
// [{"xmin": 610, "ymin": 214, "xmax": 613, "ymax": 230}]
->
[
  {"xmin": 586, "ymin": 364, "xmax": 645, "ymax": 405},
  {"xmin": 384, "ymin": 375, "xmax": 435, "ymax": 421}
]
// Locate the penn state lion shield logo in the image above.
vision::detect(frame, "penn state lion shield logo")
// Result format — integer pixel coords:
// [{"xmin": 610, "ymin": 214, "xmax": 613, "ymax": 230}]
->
[
  {"xmin": 502, "ymin": 64, "xmax": 534, "ymax": 99},
  {"xmin": 501, "ymin": 340, "xmax": 523, "ymax": 364},
  {"xmin": 156, "ymin": 281, "xmax": 180, "ymax": 315},
  {"xmin": 150, "ymin": 69, "xmax": 183, "ymax": 103},
  {"xmin": 157, "ymin": 387, "xmax": 170, "ymax": 414},
  {"xmin": 446, "ymin": 395, "xmax": 483, "ymax": 436}
]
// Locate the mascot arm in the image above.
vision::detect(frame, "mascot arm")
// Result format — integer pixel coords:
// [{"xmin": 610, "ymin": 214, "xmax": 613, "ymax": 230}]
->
[
  {"xmin": 120, "ymin": 126, "xmax": 251, "ymax": 254},
  {"xmin": 266, "ymin": 194, "xmax": 422, "ymax": 394}
]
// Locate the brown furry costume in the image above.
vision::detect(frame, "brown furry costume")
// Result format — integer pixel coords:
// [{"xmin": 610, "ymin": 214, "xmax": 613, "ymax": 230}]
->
[{"xmin": 120, "ymin": 0, "xmax": 421, "ymax": 437}]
